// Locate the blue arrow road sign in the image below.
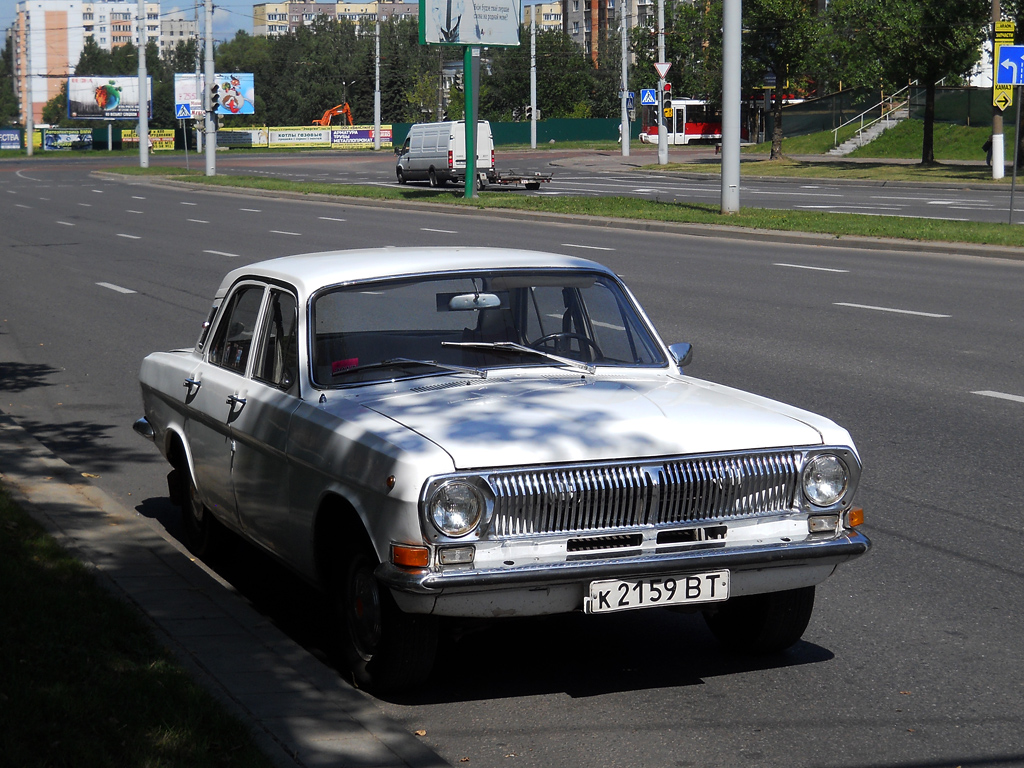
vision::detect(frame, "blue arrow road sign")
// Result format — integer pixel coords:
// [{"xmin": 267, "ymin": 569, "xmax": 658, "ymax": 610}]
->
[
  {"xmin": 996, "ymin": 45, "xmax": 1024, "ymax": 85},
  {"xmin": 175, "ymin": 103, "xmax": 192, "ymax": 119},
  {"xmin": 640, "ymin": 89, "xmax": 657, "ymax": 106}
]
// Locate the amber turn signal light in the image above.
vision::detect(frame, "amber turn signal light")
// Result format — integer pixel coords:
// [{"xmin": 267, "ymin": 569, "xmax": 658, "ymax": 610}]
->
[
  {"xmin": 847, "ymin": 508, "xmax": 864, "ymax": 527},
  {"xmin": 391, "ymin": 544, "xmax": 430, "ymax": 568}
]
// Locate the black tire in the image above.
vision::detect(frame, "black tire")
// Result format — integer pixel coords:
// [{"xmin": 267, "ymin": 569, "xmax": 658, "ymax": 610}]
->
[
  {"xmin": 333, "ymin": 542, "xmax": 438, "ymax": 693},
  {"xmin": 703, "ymin": 586, "xmax": 815, "ymax": 654},
  {"xmin": 396, "ymin": 167, "xmax": 406, "ymax": 184},
  {"xmin": 526, "ymin": 182, "xmax": 540, "ymax": 190},
  {"xmin": 176, "ymin": 459, "xmax": 226, "ymax": 559},
  {"xmin": 428, "ymin": 168, "xmax": 444, "ymax": 188}
]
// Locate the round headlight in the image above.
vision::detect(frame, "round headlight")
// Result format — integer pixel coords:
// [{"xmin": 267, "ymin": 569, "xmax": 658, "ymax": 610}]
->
[
  {"xmin": 428, "ymin": 481, "xmax": 484, "ymax": 537},
  {"xmin": 802, "ymin": 454, "xmax": 849, "ymax": 507}
]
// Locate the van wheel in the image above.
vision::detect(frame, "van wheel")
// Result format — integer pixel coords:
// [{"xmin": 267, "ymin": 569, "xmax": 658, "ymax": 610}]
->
[
  {"xmin": 428, "ymin": 169, "xmax": 441, "ymax": 187},
  {"xmin": 396, "ymin": 167, "xmax": 406, "ymax": 184}
]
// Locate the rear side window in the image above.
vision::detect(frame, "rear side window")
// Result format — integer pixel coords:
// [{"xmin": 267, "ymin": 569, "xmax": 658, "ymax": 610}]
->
[{"xmin": 208, "ymin": 285, "xmax": 265, "ymax": 374}]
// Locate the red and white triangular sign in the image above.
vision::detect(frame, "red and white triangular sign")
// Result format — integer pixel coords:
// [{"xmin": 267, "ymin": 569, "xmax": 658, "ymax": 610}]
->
[{"xmin": 654, "ymin": 62, "xmax": 672, "ymax": 79}]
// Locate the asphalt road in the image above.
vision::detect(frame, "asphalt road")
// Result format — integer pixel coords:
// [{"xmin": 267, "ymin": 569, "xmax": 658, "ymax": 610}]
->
[{"xmin": 2, "ymin": 158, "xmax": 1023, "ymax": 768}]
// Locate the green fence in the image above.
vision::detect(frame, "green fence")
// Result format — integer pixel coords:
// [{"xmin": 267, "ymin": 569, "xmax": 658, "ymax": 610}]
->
[{"xmin": 391, "ymin": 118, "xmax": 640, "ymax": 147}]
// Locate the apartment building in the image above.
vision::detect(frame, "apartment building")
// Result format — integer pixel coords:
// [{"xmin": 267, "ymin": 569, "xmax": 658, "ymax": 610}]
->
[
  {"xmin": 252, "ymin": 0, "xmax": 417, "ymax": 36},
  {"xmin": 522, "ymin": 1, "xmax": 561, "ymax": 31},
  {"xmin": 11, "ymin": 0, "xmax": 84, "ymax": 124}
]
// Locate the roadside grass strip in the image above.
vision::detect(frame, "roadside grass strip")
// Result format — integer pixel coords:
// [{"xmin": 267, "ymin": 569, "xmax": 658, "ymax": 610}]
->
[
  {"xmin": 0, "ymin": 485, "xmax": 276, "ymax": 768},
  {"xmin": 112, "ymin": 166, "xmax": 1024, "ymax": 249}
]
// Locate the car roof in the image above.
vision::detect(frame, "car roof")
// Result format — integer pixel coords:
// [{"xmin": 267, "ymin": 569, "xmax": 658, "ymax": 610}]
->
[{"xmin": 216, "ymin": 247, "xmax": 616, "ymax": 300}]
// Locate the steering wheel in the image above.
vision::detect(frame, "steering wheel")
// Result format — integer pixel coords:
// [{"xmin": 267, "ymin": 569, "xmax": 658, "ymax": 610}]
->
[{"xmin": 530, "ymin": 332, "xmax": 602, "ymax": 361}]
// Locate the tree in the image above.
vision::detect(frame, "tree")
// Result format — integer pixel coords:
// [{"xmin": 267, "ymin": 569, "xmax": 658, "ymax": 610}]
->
[
  {"xmin": 820, "ymin": 0, "xmax": 987, "ymax": 164},
  {"xmin": 0, "ymin": 38, "xmax": 19, "ymax": 126},
  {"xmin": 744, "ymin": 0, "xmax": 816, "ymax": 159}
]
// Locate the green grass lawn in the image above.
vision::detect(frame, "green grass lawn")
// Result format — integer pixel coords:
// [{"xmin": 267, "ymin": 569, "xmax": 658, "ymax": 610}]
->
[{"xmin": 0, "ymin": 485, "xmax": 276, "ymax": 768}]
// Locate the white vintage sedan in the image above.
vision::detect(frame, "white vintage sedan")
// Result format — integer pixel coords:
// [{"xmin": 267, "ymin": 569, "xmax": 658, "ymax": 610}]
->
[{"xmin": 135, "ymin": 247, "xmax": 869, "ymax": 691}]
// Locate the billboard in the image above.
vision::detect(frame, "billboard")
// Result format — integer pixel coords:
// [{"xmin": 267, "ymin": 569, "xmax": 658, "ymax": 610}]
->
[
  {"xmin": 217, "ymin": 126, "xmax": 392, "ymax": 149},
  {"xmin": 34, "ymin": 128, "xmax": 93, "ymax": 150},
  {"xmin": 174, "ymin": 73, "xmax": 256, "ymax": 116},
  {"xmin": 0, "ymin": 129, "xmax": 21, "ymax": 150},
  {"xmin": 419, "ymin": 0, "xmax": 520, "ymax": 46},
  {"xmin": 67, "ymin": 77, "xmax": 153, "ymax": 120}
]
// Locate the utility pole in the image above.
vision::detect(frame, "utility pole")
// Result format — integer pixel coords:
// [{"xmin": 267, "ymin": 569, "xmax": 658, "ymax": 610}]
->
[
  {"xmin": 721, "ymin": 0, "xmax": 740, "ymax": 213},
  {"xmin": 530, "ymin": 8, "xmax": 537, "ymax": 149},
  {"xmin": 992, "ymin": 0, "xmax": 1005, "ymax": 180},
  {"xmin": 137, "ymin": 0, "xmax": 149, "ymax": 168},
  {"xmin": 204, "ymin": 0, "xmax": 216, "ymax": 176},
  {"xmin": 195, "ymin": 1, "xmax": 202, "ymax": 153},
  {"xmin": 25, "ymin": 11, "xmax": 33, "ymax": 157},
  {"xmin": 620, "ymin": 0, "xmax": 629, "ymax": 157},
  {"xmin": 657, "ymin": 0, "xmax": 667, "ymax": 165},
  {"xmin": 374, "ymin": 17, "xmax": 381, "ymax": 150}
]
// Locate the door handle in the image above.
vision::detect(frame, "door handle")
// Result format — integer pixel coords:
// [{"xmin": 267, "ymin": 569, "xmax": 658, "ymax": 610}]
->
[
  {"xmin": 183, "ymin": 377, "xmax": 201, "ymax": 391},
  {"xmin": 226, "ymin": 394, "xmax": 247, "ymax": 407}
]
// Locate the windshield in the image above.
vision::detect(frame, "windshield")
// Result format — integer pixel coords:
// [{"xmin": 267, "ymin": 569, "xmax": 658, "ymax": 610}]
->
[{"xmin": 310, "ymin": 270, "xmax": 666, "ymax": 386}]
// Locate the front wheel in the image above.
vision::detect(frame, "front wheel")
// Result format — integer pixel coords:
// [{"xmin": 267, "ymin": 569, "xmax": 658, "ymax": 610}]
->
[
  {"xmin": 702, "ymin": 586, "xmax": 815, "ymax": 654},
  {"xmin": 334, "ymin": 544, "xmax": 438, "ymax": 693},
  {"xmin": 396, "ymin": 166, "xmax": 406, "ymax": 184}
]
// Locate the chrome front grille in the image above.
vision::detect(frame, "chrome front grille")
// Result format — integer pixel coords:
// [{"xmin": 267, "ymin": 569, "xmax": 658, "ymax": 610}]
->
[{"xmin": 487, "ymin": 451, "xmax": 799, "ymax": 537}]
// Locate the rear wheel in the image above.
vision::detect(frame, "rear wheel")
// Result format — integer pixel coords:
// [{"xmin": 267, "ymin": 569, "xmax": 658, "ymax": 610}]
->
[
  {"xmin": 703, "ymin": 586, "xmax": 815, "ymax": 654},
  {"xmin": 428, "ymin": 168, "xmax": 444, "ymax": 187},
  {"xmin": 333, "ymin": 541, "xmax": 438, "ymax": 693},
  {"xmin": 175, "ymin": 459, "xmax": 226, "ymax": 559}
]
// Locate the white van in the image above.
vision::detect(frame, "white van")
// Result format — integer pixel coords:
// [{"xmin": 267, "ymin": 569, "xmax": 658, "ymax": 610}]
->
[{"xmin": 396, "ymin": 120, "xmax": 495, "ymax": 188}]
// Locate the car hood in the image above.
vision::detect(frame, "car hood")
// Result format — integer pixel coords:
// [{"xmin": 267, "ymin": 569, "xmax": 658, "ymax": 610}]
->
[{"xmin": 359, "ymin": 372, "xmax": 841, "ymax": 471}]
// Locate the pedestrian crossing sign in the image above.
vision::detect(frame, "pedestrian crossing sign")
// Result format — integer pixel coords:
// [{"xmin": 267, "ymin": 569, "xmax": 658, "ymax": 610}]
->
[
  {"xmin": 175, "ymin": 103, "xmax": 192, "ymax": 119},
  {"xmin": 640, "ymin": 89, "xmax": 657, "ymax": 106}
]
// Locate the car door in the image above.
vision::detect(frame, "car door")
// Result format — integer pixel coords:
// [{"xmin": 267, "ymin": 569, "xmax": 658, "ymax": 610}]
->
[
  {"xmin": 185, "ymin": 281, "xmax": 267, "ymax": 529},
  {"xmin": 228, "ymin": 287, "xmax": 303, "ymax": 558}
]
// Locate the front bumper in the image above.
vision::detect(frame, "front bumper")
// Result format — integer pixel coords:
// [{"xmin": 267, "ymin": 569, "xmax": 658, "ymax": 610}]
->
[{"xmin": 377, "ymin": 528, "xmax": 870, "ymax": 596}]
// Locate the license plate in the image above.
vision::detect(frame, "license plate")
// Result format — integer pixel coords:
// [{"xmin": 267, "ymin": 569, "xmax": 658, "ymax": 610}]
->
[{"xmin": 585, "ymin": 570, "xmax": 730, "ymax": 614}]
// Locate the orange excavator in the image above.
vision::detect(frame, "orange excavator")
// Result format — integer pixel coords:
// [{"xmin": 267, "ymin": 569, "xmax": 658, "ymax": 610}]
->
[{"xmin": 313, "ymin": 103, "xmax": 353, "ymax": 126}]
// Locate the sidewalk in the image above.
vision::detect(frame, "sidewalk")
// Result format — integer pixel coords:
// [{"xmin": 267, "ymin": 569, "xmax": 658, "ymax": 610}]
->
[{"xmin": 0, "ymin": 410, "xmax": 449, "ymax": 768}]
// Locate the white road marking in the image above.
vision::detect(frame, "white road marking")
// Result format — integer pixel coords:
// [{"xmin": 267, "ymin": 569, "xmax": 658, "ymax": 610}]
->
[
  {"xmin": 78, "ymin": 203, "xmax": 92, "ymax": 207},
  {"xmin": 39, "ymin": 197, "xmax": 49, "ymax": 201},
  {"xmin": 562, "ymin": 243, "xmax": 616, "ymax": 251},
  {"xmin": 270, "ymin": 230, "xmax": 301, "ymax": 236},
  {"xmin": 56, "ymin": 221, "xmax": 74, "ymax": 226},
  {"xmin": 834, "ymin": 302, "xmax": 950, "ymax": 318},
  {"xmin": 240, "ymin": 208, "xmax": 261, "ymax": 212},
  {"xmin": 972, "ymin": 390, "xmax": 1024, "ymax": 404},
  {"xmin": 203, "ymin": 250, "xmax": 241, "ymax": 258},
  {"xmin": 796, "ymin": 204, "xmax": 902, "ymax": 211},
  {"xmin": 96, "ymin": 282, "xmax": 136, "ymax": 294},
  {"xmin": 187, "ymin": 218, "xmax": 209, "ymax": 224},
  {"xmin": 116, "ymin": 233, "xmax": 141, "ymax": 240},
  {"xmin": 319, "ymin": 216, "xmax": 347, "ymax": 222},
  {"xmin": 181, "ymin": 201, "xmax": 198, "ymax": 206},
  {"xmin": 421, "ymin": 227, "xmax": 458, "ymax": 233},
  {"xmin": 775, "ymin": 263, "xmax": 849, "ymax": 273},
  {"xmin": 15, "ymin": 203, "xmax": 30, "ymax": 209},
  {"xmin": 92, "ymin": 189, "xmax": 104, "ymax": 193},
  {"xmin": 132, "ymin": 195, "xmax": 146, "ymax": 200},
  {"xmin": 127, "ymin": 210, "xmax": 143, "ymax": 214}
]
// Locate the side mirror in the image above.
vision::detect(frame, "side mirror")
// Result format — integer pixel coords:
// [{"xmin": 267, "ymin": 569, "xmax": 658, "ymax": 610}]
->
[{"xmin": 668, "ymin": 342, "xmax": 693, "ymax": 369}]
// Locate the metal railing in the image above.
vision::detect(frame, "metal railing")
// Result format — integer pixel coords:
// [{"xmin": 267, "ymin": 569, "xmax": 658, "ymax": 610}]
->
[{"xmin": 832, "ymin": 82, "xmax": 916, "ymax": 148}]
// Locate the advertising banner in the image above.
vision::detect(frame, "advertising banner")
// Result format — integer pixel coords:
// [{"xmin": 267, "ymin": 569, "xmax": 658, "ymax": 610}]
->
[
  {"xmin": 36, "ymin": 128, "xmax": 93, "ymax": 151},
  {"xmin": 419, "ymin": 0, "xmax": 520, "ymax": 46},
  {"xmin": 268, "ymin": 127, "xmax": 332, "ymax": 148},
  {"xmin": 122, "ymin": 129, "xmax": 176, "ymax": 150},
  {"xmin": 0, "ymin": 129, "xmax": 21, "ymax": 150},
  {"xmin": 67, "ymin": 76, "xmax": 153, "ymax": 120},
  {"xmin": 217, "ymin": 128, "xmax": 270, "ymax": 147},
  {"xmin": 174, "ymin": 73, "xmax": 256, "ymax": 116},
  {"xmin": 329, "ymin": 126, "xmax": 393, "ymax": 148}
]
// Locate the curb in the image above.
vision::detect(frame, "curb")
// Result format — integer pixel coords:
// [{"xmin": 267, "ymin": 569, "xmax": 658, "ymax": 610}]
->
[{"xmin": 0, "ymin": 410, "xmax": 449, "ymax": 768}]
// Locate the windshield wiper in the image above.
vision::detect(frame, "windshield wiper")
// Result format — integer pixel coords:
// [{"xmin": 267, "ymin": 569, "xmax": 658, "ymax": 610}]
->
[
  {"xmin": 441, "ymin": 341, "xmax": 595, "ymax": 375},
  {"xmin": 331, "ymin": 357, "xmax": 487, "ymax": 379}
]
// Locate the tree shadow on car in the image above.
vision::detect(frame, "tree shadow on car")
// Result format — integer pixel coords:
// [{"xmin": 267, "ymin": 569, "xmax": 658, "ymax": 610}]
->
[{"xmin": 383, "ymin": 609, "xmax": 834, "ymax": 704}]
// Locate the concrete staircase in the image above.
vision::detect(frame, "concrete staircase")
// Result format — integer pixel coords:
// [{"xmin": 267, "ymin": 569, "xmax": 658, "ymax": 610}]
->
[{"xmin": 828, "ymin": 107, "xmax": 908, "ymax": 156}]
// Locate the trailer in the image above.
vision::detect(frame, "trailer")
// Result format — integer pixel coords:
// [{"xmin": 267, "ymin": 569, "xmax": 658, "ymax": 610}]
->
[{"xmin": 483, "ymin": 169, "xmax": 553, "ymax": 190}]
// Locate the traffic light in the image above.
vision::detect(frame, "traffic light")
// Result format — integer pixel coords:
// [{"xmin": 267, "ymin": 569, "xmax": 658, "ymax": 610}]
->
[
  {"xmin": 209, "ymin": 82, "xmax": 220, "ymax": 128},
  {"xmin": 662, "ymin": 82, "xmax": 673, "ymax": 122},
  {"xmin": 525, "ymin": 104, "xmax": 533, "ymax": 121}
]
